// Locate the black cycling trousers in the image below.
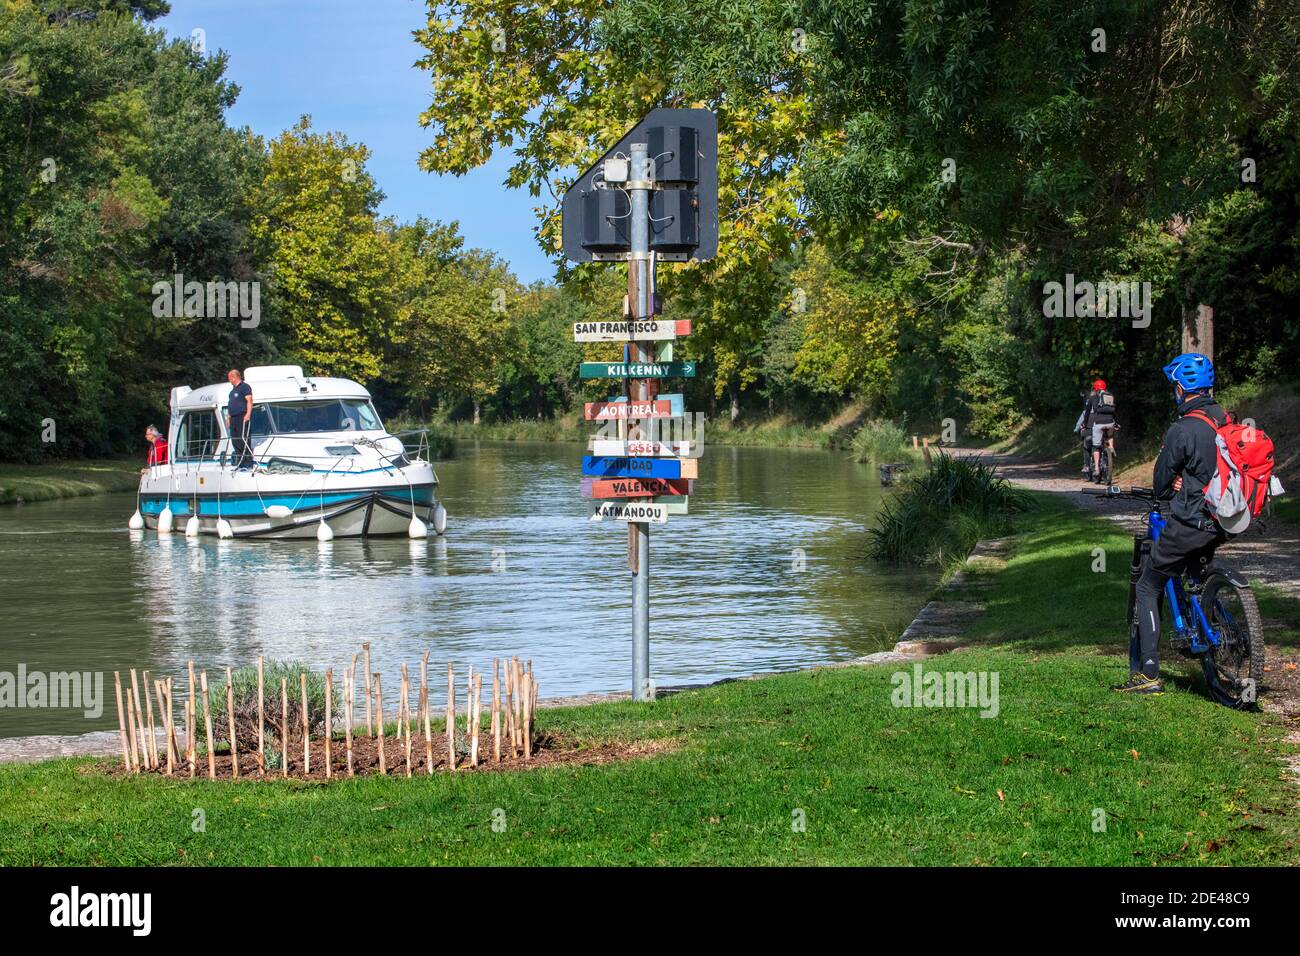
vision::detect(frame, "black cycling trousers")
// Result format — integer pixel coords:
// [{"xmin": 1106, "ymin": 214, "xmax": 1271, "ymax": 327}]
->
[{"xmin": 1132, "ymin": 517, "xmax": 1225, "ymax": 679}]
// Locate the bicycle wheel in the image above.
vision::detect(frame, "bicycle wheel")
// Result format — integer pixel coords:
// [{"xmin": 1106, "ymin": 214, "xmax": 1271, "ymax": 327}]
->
[
  {"xmin": 1100, "ymin": 446, "xmax": 1112, "ymax": 484},
  {"xmin": 1198, "ymin": 571, "xmax": 1265, "ymax": 708}
]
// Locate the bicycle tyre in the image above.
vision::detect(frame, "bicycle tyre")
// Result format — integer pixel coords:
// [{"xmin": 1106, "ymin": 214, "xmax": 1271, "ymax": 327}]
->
[{"xmin": 1198, "ymin": 572, "xmax": 1265, "ymax": 708}]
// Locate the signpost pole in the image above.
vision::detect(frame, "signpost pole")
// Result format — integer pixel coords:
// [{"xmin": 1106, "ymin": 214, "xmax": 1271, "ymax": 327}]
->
[{"xmin": 628, "ymin": 141, "xmax": 653, "ymax": 701}]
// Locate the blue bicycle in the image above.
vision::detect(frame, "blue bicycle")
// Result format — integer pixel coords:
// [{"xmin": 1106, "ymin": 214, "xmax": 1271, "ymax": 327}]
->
[{"xmin": 1088, "ymin": 485, "xmax": 1264, "ymax": 708}]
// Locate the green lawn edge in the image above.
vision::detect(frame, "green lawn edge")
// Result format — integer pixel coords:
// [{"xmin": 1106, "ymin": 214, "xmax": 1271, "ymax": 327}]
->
[{"xmin": 0, "ymin": 459, "xmax": 139, "ymax": 505}]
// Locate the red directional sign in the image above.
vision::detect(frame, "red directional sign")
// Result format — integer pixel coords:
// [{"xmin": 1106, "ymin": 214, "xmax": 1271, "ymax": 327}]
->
[
  {"xmin": 582, "ymin": 477, "xmax": 692, "ymax": 499},
  {"xmin": 583, "ymin": 399, "xmax": 674, "ymax": 421}
]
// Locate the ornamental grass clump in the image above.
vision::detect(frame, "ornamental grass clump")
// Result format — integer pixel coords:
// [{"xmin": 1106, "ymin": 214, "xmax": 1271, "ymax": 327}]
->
[{"xmin": 868, "ymin": 453, "xmax": 1030, "ymax": 567}]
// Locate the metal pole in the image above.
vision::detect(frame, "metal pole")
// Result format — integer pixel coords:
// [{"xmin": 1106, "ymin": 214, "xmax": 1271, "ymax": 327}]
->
[{"xmin": 628, "ymin": 142, "xmax": 652, "ymax": 701}]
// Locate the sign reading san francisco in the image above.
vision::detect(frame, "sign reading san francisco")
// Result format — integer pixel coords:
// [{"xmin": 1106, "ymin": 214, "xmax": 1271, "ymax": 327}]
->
[{"xmin": 572, "ymin": 319, "xmax": 692, "ymax": 342}]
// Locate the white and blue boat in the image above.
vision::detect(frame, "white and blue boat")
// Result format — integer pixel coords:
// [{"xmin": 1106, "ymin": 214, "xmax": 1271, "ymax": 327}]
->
[{"xmin": 135, "ymin": 366, "xmax": 446, "ymax": 539}]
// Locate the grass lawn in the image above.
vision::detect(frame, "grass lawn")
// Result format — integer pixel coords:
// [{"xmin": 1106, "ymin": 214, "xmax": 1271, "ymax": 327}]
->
[
  {"xmin": 0, "ymin": 458, "xmax": 139, "ymax": 504},
  {"xmin": 1, "ymin": 496, "xmax": 1296, "ymax": 866}
]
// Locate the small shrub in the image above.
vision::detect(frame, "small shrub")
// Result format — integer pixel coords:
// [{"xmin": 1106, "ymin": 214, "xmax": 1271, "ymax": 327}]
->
[
  {"xmin": 850, "ymin": 418, "xmax": 911, "ymax": 463},
  {"xmin": 868, "ymin": 453, "xmax": 1030, "ymax": 567},
  {"xmin": 207, "ymin": 661, "xmax": 337, "ymax": 751}
]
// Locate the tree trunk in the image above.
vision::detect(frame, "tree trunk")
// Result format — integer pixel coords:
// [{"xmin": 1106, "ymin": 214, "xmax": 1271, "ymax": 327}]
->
[
  {"xmin": 728, "ymin": 380, "xmax": 740, "ymax": 423},
  {"xmin": 472, "ymin": 399, "xmax": 481, "ymax": 425},
  {"xmin": 1182, "ymin": 303, "xmax": 1213, "ymax": 361}
]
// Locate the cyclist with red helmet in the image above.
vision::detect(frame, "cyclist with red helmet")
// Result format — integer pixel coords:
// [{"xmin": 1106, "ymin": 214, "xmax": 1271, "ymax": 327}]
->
[{"xmin": 1074, "ymin": 378, "xmax": 1117, "ymax": 482}]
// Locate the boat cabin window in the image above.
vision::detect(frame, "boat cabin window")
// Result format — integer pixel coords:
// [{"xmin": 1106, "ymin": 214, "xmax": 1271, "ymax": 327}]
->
[
  {"xmin": 262, "ymin": 399, "xmax": 382, "ymax": 434},
  {"xmin": 249, "ymin": 404, "xmax": 274, "ymax": 438},
  {"xmin": 174, "ymin": 410, "xmax": 221, "ymax": 459}
]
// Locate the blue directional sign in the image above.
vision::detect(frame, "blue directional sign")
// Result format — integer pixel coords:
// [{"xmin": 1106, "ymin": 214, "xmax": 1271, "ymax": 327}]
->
[{"xmin": 582, "ymin": 456, "xmax": 687, "ymax": 480}]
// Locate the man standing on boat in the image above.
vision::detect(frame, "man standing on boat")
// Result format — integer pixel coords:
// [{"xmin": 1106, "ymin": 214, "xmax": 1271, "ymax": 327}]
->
[{"xmin": 226, "ymin": 368, "xmax": 254, "ymax": 471}]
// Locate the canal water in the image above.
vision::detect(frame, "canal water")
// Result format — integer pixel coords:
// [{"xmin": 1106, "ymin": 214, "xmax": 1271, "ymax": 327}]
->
[{"xmin": 0, "ymin": 441, "xmax": 935, "ymax": 738}]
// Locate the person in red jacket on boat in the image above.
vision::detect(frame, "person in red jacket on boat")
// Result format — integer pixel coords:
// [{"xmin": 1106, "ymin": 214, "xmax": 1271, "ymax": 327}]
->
[{"xmin": 141, "ymin": 424, "xmax": 168, "ymax": 474}]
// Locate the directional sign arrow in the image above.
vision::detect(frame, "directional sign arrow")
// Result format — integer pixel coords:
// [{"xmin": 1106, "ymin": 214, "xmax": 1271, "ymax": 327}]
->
[{"xmin": 579, "ymin": 361, "xmax": 696, "ymax": 379}]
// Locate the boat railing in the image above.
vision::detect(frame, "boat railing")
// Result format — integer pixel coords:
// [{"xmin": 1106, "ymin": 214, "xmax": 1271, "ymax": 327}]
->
[{"xmin": 141, "ymin": 429, "xmax": 436, "ymax": 484}]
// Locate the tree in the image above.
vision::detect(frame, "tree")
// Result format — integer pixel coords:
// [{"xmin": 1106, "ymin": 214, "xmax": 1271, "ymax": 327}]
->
[
  {"xmin": 390, "ymin": 218, "xmax": 518, "ymax": 422},
  {"xmin": 250, "ymin": 118, "xmax": 399, "ymax": 383}
]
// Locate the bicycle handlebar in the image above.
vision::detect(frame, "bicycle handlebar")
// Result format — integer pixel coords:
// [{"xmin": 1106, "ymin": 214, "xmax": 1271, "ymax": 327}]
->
[{"xmin": 1080, "ymin": 484, "xmax": 1155, "ymax": 501}]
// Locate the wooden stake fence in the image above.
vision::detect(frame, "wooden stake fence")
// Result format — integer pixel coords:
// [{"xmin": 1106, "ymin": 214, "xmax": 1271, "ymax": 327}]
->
[{"xmin": 107, "ymin": 649, "xmax": 543, "ymax": 780}]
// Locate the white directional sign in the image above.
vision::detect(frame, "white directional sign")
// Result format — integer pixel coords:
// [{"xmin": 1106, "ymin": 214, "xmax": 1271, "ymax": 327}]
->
[
  {"xmin": 572, "ymin": 319, "xmax": 692, "ymax": 342},
  {"xmin": 589, "ymin": 439, "xmax": 692, "ymax": 457},
  {"xmin": 588, "ymin": 501, "xmax": 669, "ymax": 524}
]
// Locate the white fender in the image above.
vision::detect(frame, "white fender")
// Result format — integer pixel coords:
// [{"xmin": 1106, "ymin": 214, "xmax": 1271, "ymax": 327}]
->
[
  {"xmin": 433, "ymin": 503, "xmax": 447, "ymax": 535},
  {"xmin": 216, "ymin": 518, "xmax": 234, "ymax": 539},
  {"xmin": 316, "ymin": 519, "xmax": 334, "ymax": 542},
  {"xmin": 185, "ymin": 514, "xmax": 201, "ymax": 537},
  {"xmin": 265, "ymin": 505, "xmax": 293, "ymax": 520},
  {"xmin": 128, "ymin": 509, "xmax": 144, "ymax": 530},
  {"xmin": 157, "ymin": 506, "xmax": 174, "ymax": 534},
  {"xmin": 408, "ymin": 515, "xmax": 428, "ymax": 539}
]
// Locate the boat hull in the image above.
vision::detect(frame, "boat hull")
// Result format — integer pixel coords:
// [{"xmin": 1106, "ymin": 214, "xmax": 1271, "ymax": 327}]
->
[{"xmin": 140, "ymin": 484, "xmax": 438, "ymax": 539}]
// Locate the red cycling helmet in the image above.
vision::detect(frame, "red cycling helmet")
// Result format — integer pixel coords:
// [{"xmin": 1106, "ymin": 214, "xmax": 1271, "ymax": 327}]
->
[{"xmin": 1092, "ymin": 379, "xmax": 1107, "ymax": 391}]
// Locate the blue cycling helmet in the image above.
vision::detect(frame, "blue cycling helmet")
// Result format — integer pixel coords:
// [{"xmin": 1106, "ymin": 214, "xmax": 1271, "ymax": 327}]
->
[{"xmin": 1162, "ymin": 352, "xmax": 1214, "ymax": 391}]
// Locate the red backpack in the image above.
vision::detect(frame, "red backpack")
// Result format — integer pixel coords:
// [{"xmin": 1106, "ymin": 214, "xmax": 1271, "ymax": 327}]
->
[{"xmin": 1185, "ymin": 409, "xmax": 1280, "ymax": 531}]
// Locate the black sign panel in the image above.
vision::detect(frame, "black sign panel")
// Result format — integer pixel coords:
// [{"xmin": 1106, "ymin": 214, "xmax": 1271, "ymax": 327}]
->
[{"xmin": 561, "ymin": 108, "xmax": 718, "ymax": 263}]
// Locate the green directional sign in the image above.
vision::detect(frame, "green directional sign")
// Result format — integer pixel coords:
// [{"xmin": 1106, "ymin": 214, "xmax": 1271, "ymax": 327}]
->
[{"xmin": 579, "ymin": 361, "xmax": 697, "ymax": 379}]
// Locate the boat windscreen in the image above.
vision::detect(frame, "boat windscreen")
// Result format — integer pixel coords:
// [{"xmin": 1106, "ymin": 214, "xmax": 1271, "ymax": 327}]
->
[{"xmin": 264, "ymin": 399, "xmax": 382, "ymax": 434}]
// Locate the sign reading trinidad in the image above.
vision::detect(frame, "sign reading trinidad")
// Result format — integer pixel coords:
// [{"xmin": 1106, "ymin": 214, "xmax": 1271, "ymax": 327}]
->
[
  {"xmin": 582, "ymin": 456, "xmax": 698, "ymax": 480},
  {"xmin": 573, "ymin": 319, "xmax": 692, "ymax": 342}
]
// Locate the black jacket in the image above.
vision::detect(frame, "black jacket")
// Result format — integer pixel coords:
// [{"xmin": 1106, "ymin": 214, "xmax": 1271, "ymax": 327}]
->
[{"xmin": 1153, "ymin": 392, "xmax": 1227, "ymax": 528}]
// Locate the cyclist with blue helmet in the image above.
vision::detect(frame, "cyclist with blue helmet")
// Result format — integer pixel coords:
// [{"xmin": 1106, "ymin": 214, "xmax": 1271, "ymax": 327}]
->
[{"xmin": 1113, "ymin": 352, "xmax": 1229, "ymax": 695}]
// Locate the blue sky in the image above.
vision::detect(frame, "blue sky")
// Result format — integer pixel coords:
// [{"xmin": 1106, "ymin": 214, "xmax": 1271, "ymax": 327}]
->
[{"xmin": 156, "ymin": 0, "xmax": 554, "ymax": 283}]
